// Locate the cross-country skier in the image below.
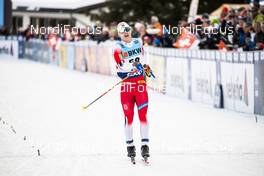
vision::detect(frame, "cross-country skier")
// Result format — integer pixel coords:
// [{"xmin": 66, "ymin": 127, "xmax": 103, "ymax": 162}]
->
[{"xmin": 113, "ymin": 22, "xmax": 153, "ymax": 163}]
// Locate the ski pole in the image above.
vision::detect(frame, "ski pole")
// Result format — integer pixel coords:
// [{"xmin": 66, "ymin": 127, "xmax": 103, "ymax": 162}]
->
[
  {"xmin": 82, "ymin": 76, "xmax": 128, "ymax": 110},
  {"xmin": 150, "ymin": 70, "xmax": 155, "ymax": 79}
]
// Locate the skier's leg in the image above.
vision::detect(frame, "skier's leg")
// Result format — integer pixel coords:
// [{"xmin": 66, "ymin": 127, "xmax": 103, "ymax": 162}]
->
[
  {"xmin": 121, "ymin": 87, "xmax": 135, "ymax": 146},
  {"xmin": 135, "ymin": 84, "xmax": 149, "ymax": 146}
]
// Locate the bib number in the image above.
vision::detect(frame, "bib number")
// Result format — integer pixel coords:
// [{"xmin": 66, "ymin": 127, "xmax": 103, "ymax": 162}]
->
[{"xmin": 129, "ymin": 57, "xmax": 140, "ymax": 63}]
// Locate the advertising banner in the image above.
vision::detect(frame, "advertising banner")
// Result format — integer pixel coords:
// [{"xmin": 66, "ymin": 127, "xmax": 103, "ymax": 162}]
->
[
  {"xmin": 59, "ymin": 45, "xmax": 68, "ymax": 68},
  {"xmin": 254, "ymin": 63, "xmax": 264, "ymax": 115},
  {"xmin": 67, "ymin": 44, "xmax": 75, "ymax": 70},
  {"xmin": 166, "ymin": 57, "xmax": 189, "ymax": 99},
  {"xmin": 221, "ymin": 62, "xmax": 254, "ymax": 113},
  {"xmin": 18, "ymin": 37, "xmax": 25, "ymax": 59},
  {"xmin": 23, "ymin": 41, "xmax": 30, "ymax": 59},
  {"xmin": 19, "ymin": 39, "xmax": 264, "ymax": 115},
  {"xmin": 75, "ymin": 46, "xmax": 84, "ymax": 71},
  {"xmin": 98, "ymin": 45, "xmax": 111, "ymax": 75},
  {"xmin": 147, "ymin": 54, "xmax": 166, "ymax": 93},
  {"xmin": 41, "ymin": 42, "xmax": 50, "ymax": 63},
  {"xmin": 0, "ymin": 40, "xmax": 18, "ymax": 58},
  {"xmin": 108, "ymin": 45, "xmax": 117, "ymax": 76},
  {"xmin": 87, "ymin": 46, "xmax": 97, "ymax": 73},
  {"xmin": 254, "ymin": 51, "xmax": 264, "ymax": 115},
  {"xmin": 33, "ymin": 41, "xmax": 49, "ymax": 63},
  {"xmin": 35, "ymin": 42, "xmax": 43, "ymax": 62},
  {"xmin": 49, "ymin": 48, "xmax": 59, "ymax": 66},
  {"xmin": 191, "ymin": 59, "xmax": 216, "ymax": 105},
  {"xmin": 31, "ymin": 41, "xmax": 39, "ymax": 61}
]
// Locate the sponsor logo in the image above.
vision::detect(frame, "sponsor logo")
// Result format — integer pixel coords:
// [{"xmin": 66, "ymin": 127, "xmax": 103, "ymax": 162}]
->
[
  {"xmin": 196, "ymin": 78, "xmax": 212, "ymax": 95},
  {"xmin": 123, "ymin": 104, "xmax": 128, "ymax": 110},
  {"xmin": 123, "ymin": 48, "xmax": 142, "ymax": 57},
  {"xmin": 244, "ymin": 69, "xmax": 248, "ymax": 106},
  {"xmin": 195, "ymin": 72, "xmax": 212, "ymax": 96},
  {"xmin": 226, "ymin": 69, "xmax": 249, "ymax": 106},
  {"xmin": 133, "ymin": 40, "xmax": 139, "ymax": 44},
  {"xmin": 226, "ymin": 82, "xmax": 243, "ymax": 101},
  {"xmin": 127, "ymin": 69, "xmax": 143, "ymax": 77},
  {"xmin": 123, "ymin": 52, "xmax": 128, "ymax": 57},
  {"xmin": 170, "ymin": 75, "xmax": 184, "ymax": 92}
]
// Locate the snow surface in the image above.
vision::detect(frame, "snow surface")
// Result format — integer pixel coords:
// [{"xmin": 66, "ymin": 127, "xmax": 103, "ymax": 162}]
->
[{"xmin": 0, "ymin": 57, "xmax": 264, "ymax": 176}]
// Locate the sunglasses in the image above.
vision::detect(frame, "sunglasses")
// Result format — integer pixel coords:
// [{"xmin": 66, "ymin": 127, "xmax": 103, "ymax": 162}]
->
[{"xmin": 120, "ymin": 27, "xmax": 131, "ymax": 33}]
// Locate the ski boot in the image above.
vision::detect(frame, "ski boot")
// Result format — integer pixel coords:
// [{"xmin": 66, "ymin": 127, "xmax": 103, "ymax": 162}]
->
[
  {"xmin": 127, "ymin": 146, "xmax": 136, "ymax": 164},
  {"xmin": 141, "ymin": 145, "xmax": 150, "ymax": 164}
]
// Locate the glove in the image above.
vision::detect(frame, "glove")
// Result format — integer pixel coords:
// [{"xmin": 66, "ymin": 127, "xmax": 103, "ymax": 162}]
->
[{"xmin": 143, "ymin": 64, "xmax": 152, "ymax": 77}]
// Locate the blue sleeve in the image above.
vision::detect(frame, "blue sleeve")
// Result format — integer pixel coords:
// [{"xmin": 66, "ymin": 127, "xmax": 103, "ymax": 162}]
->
[
  {"xmin": 135, "ymin": 63, "xmax": 143, "ymax": 71},
  {"xmin": 117, "ymin": 72, "xmax": 128, "ymax": 79}
]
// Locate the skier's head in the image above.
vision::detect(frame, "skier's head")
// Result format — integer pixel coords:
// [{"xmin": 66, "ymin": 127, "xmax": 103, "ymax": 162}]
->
[{"xmin": 117, "ymin": 22, "xmax": 132, "ymax": 42}]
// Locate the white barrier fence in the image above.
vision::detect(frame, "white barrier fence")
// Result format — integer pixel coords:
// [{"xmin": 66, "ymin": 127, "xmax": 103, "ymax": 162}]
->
[
  {"xmin": 0, "ymin": 39, "xmax": 263, "ymax": 115},
  {"xmin": 145, "ymin": 46, "xmax": 263, "ymax": 114},
  {"xmin": 0, "ymin": 39, "xmax": 18, "ymax": 58}
]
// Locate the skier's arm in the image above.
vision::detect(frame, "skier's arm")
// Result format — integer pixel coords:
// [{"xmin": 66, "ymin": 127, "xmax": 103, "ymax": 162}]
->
[
  {"xmin": 113, "ymin": 48, "xmax": 123, "ymax": 66},
  {"xmin": 113, "ymin": 47, "xmax": 139, "ymax": 79},
  {"xmin": 137, "ymin": 39, "xmax": 155, "ymax": 78}
]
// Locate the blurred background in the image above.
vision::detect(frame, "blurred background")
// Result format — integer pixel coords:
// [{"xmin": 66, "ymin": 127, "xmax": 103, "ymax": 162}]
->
[{"xmin": 0, "ymin": 0, "xmax": 263, "ymax": 50}]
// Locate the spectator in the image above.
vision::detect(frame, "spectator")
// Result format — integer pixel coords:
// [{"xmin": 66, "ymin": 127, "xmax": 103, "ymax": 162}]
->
[
  {"xmin": 133, "ymin": 22, "xmax": 154, "ymax": 46},
  {"xmin": 254, "ymin": 22, "xmax": 264, "ymax": 49},
  {"xmin": 252, "ymin": 6, "xmax": 264, "ymax": 25},
  {"xmin": 109, "ymin": 22, "xmax": 119, "ymax": 41},
  {"xmin": 0, "ymin": 27, "xmax": 9, "ymax": 38},
  {"xmin": 195, "ymin": 3, "xmax": 264, "ymax": 51},
  {"xmin": 14, "ymin": 2, "xmax": 263, "ymax": 51},
  {"xmin": 146, "ymin": 16, "xmax": 163, "ymax": 47}
]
